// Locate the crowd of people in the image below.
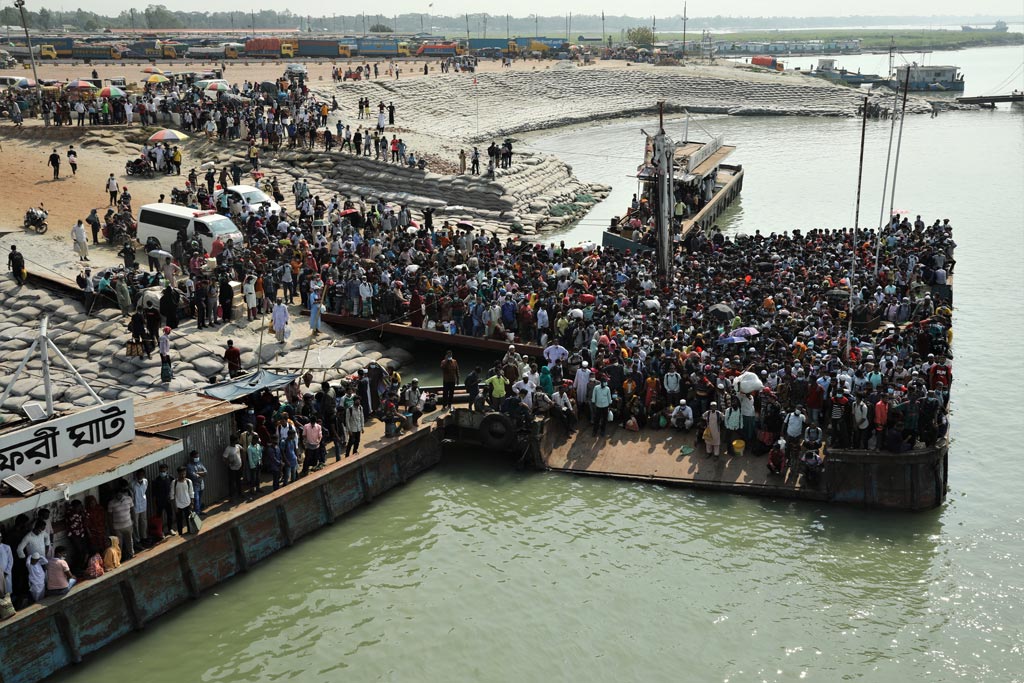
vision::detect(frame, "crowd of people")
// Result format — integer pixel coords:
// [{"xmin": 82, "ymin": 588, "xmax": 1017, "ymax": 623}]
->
[
  {"xmin": 444, "ymin": 215, "xmax": 954, "ymax": 471},
  {"xmin": 0, "ymin": 208, "xmax": 955, "ymax": 615}
]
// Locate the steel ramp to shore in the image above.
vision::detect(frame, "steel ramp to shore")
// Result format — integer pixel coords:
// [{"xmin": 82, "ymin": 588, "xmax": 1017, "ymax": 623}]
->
[{"xmin": 542, "ymin": 427, "xmax": 826, "ymax": 502}]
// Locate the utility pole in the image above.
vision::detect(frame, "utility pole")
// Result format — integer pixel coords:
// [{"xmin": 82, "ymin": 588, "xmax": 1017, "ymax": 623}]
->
[
  {"xmin": 465, "ymin": 13, "xmax": 470, "ymax": 41},
  {"xmin": 567, "ymin": 13, "xmax": 571, "ymax": 45},
  {"xmin": 601, "ymin": 11, "xmax": 605, "ymax": 48},
  {"xmin": 483, "ymin": 13, "xmax": 487, "ymax": 40},
  {"xmin": 13, "ymin": 1, "xmax": 42, "ymax": 104},
  {"xmin": 534, "ymin": 14, "xmax": 538, "ymax": 39},
  {"xmin": 506, "ymin": 14, "xmax": 510, "ymax": 41},
  {"xmin": 250, "ymin": 9, "xmax": 255, "ymax": 36},
  {"xmin": 682, "ymin": 1, "xmax": 688, "ymax": 64}
]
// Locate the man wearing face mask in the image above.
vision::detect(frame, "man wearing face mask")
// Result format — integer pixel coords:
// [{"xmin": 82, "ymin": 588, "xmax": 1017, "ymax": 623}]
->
[
  {"xmin": 151, "ymin": 463, "xmax": 175, "ymax": 536},
  {"xmin": 171, "ymin": 467, "xmax": 195, "ymax": 536},
  {"xmin": 783, "ymin": 405, "xmax": 806, "ymax": 449},
  {"xmin": 591, "ymin": 377, "xmax": 613, "ymax": 437},
  {"xmin": 185, "ymin": 450, "xmax": 208, "ymax": 515}
]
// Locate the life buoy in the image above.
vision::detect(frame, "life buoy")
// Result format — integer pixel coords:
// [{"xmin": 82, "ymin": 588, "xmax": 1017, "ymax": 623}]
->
[{"xmin": 479, "ymin": 413, "xmax": 515, "ymax": 450}]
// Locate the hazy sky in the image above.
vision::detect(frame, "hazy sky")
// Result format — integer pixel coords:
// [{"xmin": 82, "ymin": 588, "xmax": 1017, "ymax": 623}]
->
[{"xmin": 49, "ymin": 2, "xmax": 1024, "ymax": 20}]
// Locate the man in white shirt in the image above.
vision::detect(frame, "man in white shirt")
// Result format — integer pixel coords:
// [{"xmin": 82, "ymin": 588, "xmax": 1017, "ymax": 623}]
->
[
  {"xmin": 590, "ymin": 378, "xmax": 613, "ymax": 437},
  {"xmin": 544, "ymin": 342, "xmax": 568, "ymax": 367},
  {"xmin": 272, "ymin": 298, "xmax": 289, "ymax": 342},
  {"xmin": 671, "ymin": 400, "xmax": 694, "ymax": 431},
  {"xmin": 783, "ymin": 407, "xmax": 807, "ymax": 446},
  {"xmin": 129, "ymin": 470, "xmax": 148, "ymax": 545},
  {"xmin": 16, "ymin": 520, "xmax": 50, "ymax": 560},
  {"xmin": 71, "ymin": 220, "xmax": 89, "ymax": 261},
  {"xmin": 171, "ymin": 467, "xmax": 195, "ymax": 535}
]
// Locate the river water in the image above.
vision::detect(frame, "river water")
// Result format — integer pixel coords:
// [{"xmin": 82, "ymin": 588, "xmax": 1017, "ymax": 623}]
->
[{"xmin": 56, "ymin": 47, "xmax": 1023, "ymax": 683}]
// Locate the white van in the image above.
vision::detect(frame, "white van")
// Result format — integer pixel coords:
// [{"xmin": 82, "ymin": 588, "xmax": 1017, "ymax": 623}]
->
[{"xmin": 136, "ymin": 204, "xmax": 243, "ymax": 253}]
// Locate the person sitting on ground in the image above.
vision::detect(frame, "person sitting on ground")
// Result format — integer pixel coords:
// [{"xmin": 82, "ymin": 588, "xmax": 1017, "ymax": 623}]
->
[
  {"xmin": 45, "ymin": 546, "xmax": 76, "ymax": 596},
  {"xmin": 671, "ymin": 399, "xmax": 694, "ymax": 431}
]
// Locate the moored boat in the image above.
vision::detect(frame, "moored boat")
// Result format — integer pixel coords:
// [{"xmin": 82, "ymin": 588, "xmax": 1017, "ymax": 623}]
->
[
  {"xmin": 887, "ymin": 63, "xmax": 965, "ymax": 92},
  {"xmin": 602, "ymin": 133, "xmax": 743, "ymax": 253}
]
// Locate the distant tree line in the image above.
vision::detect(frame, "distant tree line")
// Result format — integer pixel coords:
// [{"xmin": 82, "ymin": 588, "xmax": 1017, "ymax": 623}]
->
[{"xmin": 0, "ymin": 7, "xmax": 1018, "ymax": 35}]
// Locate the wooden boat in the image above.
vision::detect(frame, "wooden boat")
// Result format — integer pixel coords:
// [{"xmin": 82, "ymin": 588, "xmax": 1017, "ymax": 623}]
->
[
  {"xmin": 603, "ymin": 133, "xmax": 744, "ymax": 252},
  {"xmin": 320, "ymin": 312, "xmax": 546, "ymax": 357}
]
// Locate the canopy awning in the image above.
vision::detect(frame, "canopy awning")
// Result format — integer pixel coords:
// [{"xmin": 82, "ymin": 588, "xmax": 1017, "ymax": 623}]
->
[{"xmin": 202, "ymin": 369, "xmax": 300, "ymax": 402}]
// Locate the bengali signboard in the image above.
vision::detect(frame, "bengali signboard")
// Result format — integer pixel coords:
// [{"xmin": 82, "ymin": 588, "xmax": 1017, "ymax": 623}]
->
[{"xmin": 0, "ymin": 399, "xmax": 135, "ymax": 478}]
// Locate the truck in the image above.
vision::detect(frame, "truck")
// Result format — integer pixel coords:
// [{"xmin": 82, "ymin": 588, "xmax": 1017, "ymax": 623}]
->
[
  {"xmin": 750, "ymin": 55, "xmax": 783, "ymax": 71},
  {"xmin": 416, "ymin": 41, "xmax": 463, "ymax": 57},
  {"xmin": 48, "ymin": 37, "xmax": 74, "ymax": 58},
  {"xmin": 514, "ymin": 37, "xmax": 566, "ymax": 52},
  {"xmin": 5, "ymin": 44, "xmax": 58, "ymax": 60},
  {"xmin": 296, "ymin": 39, "xmax": 344, "ymax": 57},
  {"xmin": 129, "ymin": 40, "xmax": 178, "ymax": 59},
  {"xmin": 244, "ymin": 38, "xmax": 295, "ymax": 59},
  {"xmin": 186, "ymin": 43, "xmax": 241, "ymax": 59},
  {"xmin": 467, "ymin": 38, "xmax": 517, "ymax": 56},
  {"xmin": 186, "ymin": 45, "xmax": 228, "ymax": 59},
  {"xmin": 71, "ymin": 45, "xmax": 122, "ymax": 60},
  {"xmin": 355, "ymin": 38, "xmax": 407, "ymax": 57}
]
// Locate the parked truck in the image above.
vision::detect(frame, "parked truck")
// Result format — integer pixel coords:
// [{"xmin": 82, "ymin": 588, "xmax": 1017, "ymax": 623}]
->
[
  {"xmin": 244, "ymin": 38, "xmax": 295, "ymax": 59},
  {"xmin": 48, "ymin": 37, "xmax": 74, "ymax": 58},
  {"xmin": 128, "ymin": 40, "xmax": 179, "ymax": 59},
  {"xmin": 6, "ymin": 44, "xmax": 58, "ymax": 60},
  {"xmin": 295, "ymin": 39, "xmax": 344, "ymax": 57},
  {"xmin": 750, "ymin": 55, "xmax": 784, "ymax": 71},
  {"xmin": 71, "ymin": 45, "xmax": 122, "ymax": 60},
  {"xmin": 355, "ymin": 38, "xmax": 408, "ymax": 57},
  {"xmin": 467, "ymin": 38, "xmax": 517, "ymax": 55},
  {"xmin": 187, "ymin": 43, "xmax": 241, "ymax": 59},
  {"xmin": 416, "ymin": 41, "xmax": 463, "ymax": 57}
]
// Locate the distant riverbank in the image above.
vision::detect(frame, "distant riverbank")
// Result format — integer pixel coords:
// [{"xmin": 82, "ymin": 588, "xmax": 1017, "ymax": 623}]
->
[{"xmin": 710, "ymin": 28, "xmax": 1024, "ymax": 51}]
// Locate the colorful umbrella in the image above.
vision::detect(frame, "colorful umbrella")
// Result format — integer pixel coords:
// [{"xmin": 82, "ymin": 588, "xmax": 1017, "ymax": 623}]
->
[
  {"xmin": 98, "ymin": 85, "xmax": 126, "ymax": 98},
  {"xmin": 205, "ymin": 81, "xmax": 230, "ymax": 92},
  {"xmin": 65, "ymin": 79, "xmax": 98, "ymax": 91},
  {"xmin": 13, "ymin": 77, "xmax": 36, "ymax": 88},
  {"xmin": 145, "ymin": 74, "xmax": 170, "ymax": 84},
  {"xmin": 142, "ymin": 66, "xmax": 164, "ymax": 74},
  {"xmin": 148, "ymin": 129, "xmax": 190, "ymax": 142}
]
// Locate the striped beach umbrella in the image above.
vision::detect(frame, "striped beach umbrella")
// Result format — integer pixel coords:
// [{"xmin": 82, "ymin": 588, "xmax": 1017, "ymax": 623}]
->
[
  {"xmin": 142, "ymin": 66, "xmax": 164, "ymax": 74},
  {"xmin": 65, "ymin": 79, "xmax": 98, "ymax": 91},
  {"xmin": 145, "ymin": 74, "xmax": 170, "ymax": 84},
  {"xmin": 13, "ymin": 77, "xmax": 37, "ymax": 88},
  {"xmin": 98, "ymin": 85, "xmax": 126, "ymax": 98},
  {"xmin": 148, "ymin": 129, "xmax": 190, "ymax": 142},
  {"xmin": 205, "ymin": 81, "xmax": 230, "ymax": 92}
]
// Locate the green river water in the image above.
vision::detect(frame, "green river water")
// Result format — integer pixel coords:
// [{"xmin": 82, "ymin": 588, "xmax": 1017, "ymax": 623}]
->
[{"xmin": 55, "ymin": 46, "xmax": 1023, "ymax": 682}]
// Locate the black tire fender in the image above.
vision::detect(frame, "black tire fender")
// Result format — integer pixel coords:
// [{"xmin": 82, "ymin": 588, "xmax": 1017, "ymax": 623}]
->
[{"xmin": 479, "ymin": 413, "xmax": 515, "ymax": 450}]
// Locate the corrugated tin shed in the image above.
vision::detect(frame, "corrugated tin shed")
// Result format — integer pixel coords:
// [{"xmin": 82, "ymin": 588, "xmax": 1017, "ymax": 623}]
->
[{"xmin": 134, "ymin": 392, "xmax": 243, "ymax": 433}]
